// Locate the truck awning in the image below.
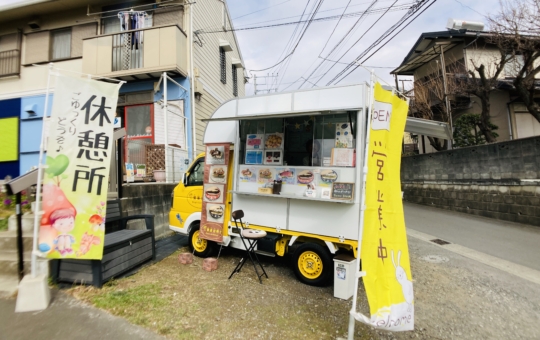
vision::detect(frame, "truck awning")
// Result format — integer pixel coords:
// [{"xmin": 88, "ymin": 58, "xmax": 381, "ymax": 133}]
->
[{"xmin": 405, "ymin": 117, "xmax": 452, "ymax": 140}]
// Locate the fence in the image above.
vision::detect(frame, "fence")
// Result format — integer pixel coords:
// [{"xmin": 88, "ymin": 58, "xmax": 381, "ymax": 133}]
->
[{"xmin": 112, "ymin": 31, "xmax": 144, "ymax": 71}]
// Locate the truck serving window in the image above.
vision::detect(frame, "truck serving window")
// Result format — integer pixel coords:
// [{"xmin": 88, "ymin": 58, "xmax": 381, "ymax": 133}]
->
[{"xmin": 187, "ymin": 158, "xmax": 205, "ymax": 186}]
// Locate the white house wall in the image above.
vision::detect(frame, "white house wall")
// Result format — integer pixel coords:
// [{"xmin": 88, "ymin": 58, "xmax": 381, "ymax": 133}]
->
[
  {"xmin": 192, "ymin": 0, "xmax": 246, "ymax": 152},
  {"xmin": 465, "ymin": 45, "xmax": 502, "ymax": 78}
]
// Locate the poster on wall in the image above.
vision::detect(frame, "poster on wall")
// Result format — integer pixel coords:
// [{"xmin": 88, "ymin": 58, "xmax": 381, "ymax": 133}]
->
[
  {"xmin": 239, "ymin": 166, "xmax": 257, "ymax": 182},
  {"xmin": 257, "ymin": 168, "xmax": 275, "ymax": 183},
  {"xmin": 125, "ymin": 163, "xmax": 135, "ymax": 182},
  {"xmin": 245, "ymin": 150, "xmax": 263, "ymax": 164},
  {"xmin": 276, "ymin": 168, "xmax": 296, "ymax": 185},
  {"xmin": 297, "ymin": 169, "xmax": 315, "ymax": 186},
  {"xmin": 319, "ymin": 169, "xmax": 339, "ymax": 187},
  {"xmin": 335, "ymin": 123, "xmax": 353, "ymax": 148},
  {"xmin": 37, "ymin": 74, "xmax": 121, "ymax": 260},
  {"xmin": 209, "ymin": 165, "xmax": 227, "ymax": 184},
  {"xmin": 206, "ymin": 145, "xmax": 226, "ymax": 165},
  {"xmin": 264, "ymin": 133, "xmax": 284, "ymax": 149},
  {"xmin": 246, "ymin": 134, "xmax": 264, "ymax": 150},
  {"xmin": 263, "ymin": 150, "xmax": 283, "ymax": 165},
  {"xmin": 200, "ymin": 143, "xmax": 230, "ymax": 243}
]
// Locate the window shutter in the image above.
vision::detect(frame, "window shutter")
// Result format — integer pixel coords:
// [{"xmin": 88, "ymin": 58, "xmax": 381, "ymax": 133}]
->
[
  {"xmin": 220, "ymin": 47, "xmax": 226, "ymax": 84},
  {"xmin": 24, "ymin": 31, "xmax": 50, "ymax": 64},
  {"xmin": 72, "ymin": 23, "xmax": 97, "ymax": 57}
]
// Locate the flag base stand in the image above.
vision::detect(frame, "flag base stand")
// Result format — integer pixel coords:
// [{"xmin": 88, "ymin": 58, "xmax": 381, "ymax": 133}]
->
[{"xmin": 15, "ymin": 274, "xmax": 50, "ymax": 313}]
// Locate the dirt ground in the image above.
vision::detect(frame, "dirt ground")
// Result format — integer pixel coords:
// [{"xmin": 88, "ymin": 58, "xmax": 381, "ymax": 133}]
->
[{"xmin": 69, "ymin": 235, "xmax": 540, "ymax": 340}]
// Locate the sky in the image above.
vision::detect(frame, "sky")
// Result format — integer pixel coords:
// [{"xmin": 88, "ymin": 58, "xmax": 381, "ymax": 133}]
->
[{"xmin": 225, "ymin": 0, "xmax": 499, "ymax": 95}]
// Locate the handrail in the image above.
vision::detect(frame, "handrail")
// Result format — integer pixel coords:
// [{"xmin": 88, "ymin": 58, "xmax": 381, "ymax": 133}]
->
[{"xmin": 83, "ymin": 24, "xmax": 187, "ymax": 40}]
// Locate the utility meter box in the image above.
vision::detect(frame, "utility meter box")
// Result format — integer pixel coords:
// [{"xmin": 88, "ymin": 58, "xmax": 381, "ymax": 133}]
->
[{"xmin": 333, "ymin": 254, "xmax": 357, "ymax": 300}]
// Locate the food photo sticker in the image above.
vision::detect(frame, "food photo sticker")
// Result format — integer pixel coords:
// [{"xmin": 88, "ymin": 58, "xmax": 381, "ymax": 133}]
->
[
  {"xmin": 209, "ymin": 165, "xmax": 227, "ymax": 184},
  {"xmin": 319, "ymin": 169, "xmax": 339, "ymax": 187},
  {"xmin": 246, "ymin": 134, "xmax": 264, "ymax": 150},
  {"xmin": 203, "ymin": 184, "xmax": 225, "ymax": 203},
  {"xmin": 263, "ymin": 150, "xmax": 283, "ymax": 165},
  {"xmin": 257, "ymin": 168, "xmax": 276, "ymax": 183},
  {"xmin": 206, "ymin": 145, "xmax": 225, "ymax": 165},
  {"xmin": 264, "ymin": 133, "xmax": 284, "ymax": 149},
  {"xmin": 239, "ymin": 166, "xmax": 256, "ymax": 182},
  {"xmin": 297, "ymin": 169, "xmax": 315, "ymax": 185},
  {"xmin": 276, "ymin": 167, "xmax": 296, "ymax": 185},
  {"xmin": 206, "ymin": 204, "xmax": 225, "ymax": 223}
]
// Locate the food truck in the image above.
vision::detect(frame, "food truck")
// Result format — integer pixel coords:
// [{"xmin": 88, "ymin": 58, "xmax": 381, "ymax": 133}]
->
[{"xmin": 169, "ymin": 83, "xmax": 450, "ymax": 286}]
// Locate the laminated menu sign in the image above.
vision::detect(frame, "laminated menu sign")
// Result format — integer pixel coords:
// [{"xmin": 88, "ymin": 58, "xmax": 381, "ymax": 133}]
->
[
  {"xmin": 200, "ymin": 143, "xmax": 230, "ymax": 242},
  {"xmin": 264, "ymin": 133, "xmax": 284, "ymax": 149},
  {"xmin": 331, "ymin": 182, "xmax": 354, "ymax": 200},
  {"xmin": 246, "ymin": 134, "xmax": 264, "ymax": 150}
]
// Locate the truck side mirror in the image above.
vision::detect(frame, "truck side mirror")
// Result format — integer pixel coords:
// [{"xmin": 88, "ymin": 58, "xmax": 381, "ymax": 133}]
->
[{"xmin": 182, "ymin": 173, "xmax": 188, "ymax": 186}]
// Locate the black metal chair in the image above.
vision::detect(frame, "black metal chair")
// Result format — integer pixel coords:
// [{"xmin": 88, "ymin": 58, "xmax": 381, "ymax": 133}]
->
[{"xmin": 228, "ymin": 210, "xmax": 268, "ymax": 284}]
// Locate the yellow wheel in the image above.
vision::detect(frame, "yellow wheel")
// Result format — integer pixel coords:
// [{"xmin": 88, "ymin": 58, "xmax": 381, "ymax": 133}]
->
[
  {"xmin": 298, "ymin": 251, "xmax": 323, "ymax": 279},
  {"xmin": 292, "ymin": 243, "xmax": 333, "ymax": 286},
  {"xmin": 188, "ymin": 224, "xmax": 216, "ymax": 257}
]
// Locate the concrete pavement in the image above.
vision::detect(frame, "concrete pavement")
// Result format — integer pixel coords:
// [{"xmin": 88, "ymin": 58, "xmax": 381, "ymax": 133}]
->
[{"xmin": 403, "ymin": 202, "xmax": 540, "ymax": 271}]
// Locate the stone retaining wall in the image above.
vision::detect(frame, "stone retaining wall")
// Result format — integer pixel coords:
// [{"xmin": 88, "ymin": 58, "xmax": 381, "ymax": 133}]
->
[
  {"xmin": 401, "ymin": 136, "xmax": 540, "ymax": 226},
  {"xmin": 121, "ymin": 183, "xmax": 176, "ymax": 238}
]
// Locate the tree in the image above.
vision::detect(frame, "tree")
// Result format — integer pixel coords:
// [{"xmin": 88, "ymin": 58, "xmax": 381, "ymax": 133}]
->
[
  {"xmin": 453, "ymin": 114, "xmax": 499, "ymax": 147},
  {"xmin": 489, "ymin": 0, "xmax": 540, "ymax": 124}
]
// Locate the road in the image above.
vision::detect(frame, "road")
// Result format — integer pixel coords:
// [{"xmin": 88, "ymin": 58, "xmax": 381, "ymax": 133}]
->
[{"xmin": 404, "ymin": 202, "xmax": 540, "ymax": 272}]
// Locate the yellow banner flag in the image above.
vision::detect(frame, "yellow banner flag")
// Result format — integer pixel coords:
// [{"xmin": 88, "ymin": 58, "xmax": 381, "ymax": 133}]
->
[{"xmin": 359, "ymin": 82, "xmax": 413, "ymax": 331}]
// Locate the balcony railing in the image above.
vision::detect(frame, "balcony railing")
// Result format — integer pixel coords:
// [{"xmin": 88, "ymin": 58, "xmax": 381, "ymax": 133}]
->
[
  {"xmin": 0, "ymin": 49, "xmax": 21, "ymax": 78},
  {"xmin": 82, "ymin": 25, "xmax": 188, "ymax": 79}
]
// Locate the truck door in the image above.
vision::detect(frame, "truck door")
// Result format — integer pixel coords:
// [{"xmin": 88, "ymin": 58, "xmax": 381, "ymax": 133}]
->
[{"xmin": 171, "ymin": 157, "xmax": 205, "ymax": 228}]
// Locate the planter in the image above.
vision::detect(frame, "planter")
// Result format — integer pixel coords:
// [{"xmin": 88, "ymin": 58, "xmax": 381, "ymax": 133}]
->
[{"xmin": 153, "ymin": 170, "xmax": 166, "ymax": 182}]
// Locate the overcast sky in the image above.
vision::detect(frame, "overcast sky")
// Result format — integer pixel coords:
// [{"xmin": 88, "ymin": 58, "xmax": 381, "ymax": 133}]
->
[{"xmin": 225, "ymin": 0, "xmax": 498, "ymax": 95}]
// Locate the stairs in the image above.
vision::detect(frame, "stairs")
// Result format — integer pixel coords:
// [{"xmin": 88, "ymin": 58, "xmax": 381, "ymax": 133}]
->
[{"xmin": 0, "ymin": 230, "xmax": 33, "ymax": 295}]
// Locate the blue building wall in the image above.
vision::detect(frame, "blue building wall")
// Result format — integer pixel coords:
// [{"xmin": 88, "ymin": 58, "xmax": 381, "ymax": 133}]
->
[
  {"xmin": 19, "ymin": 95, "xmax": 53, "ymax": 174},
  {"xmin": 11, "ymin": 76, "xmax": 193, "ymax": 177},
  {"xmin": 0, "ymin": 98, "xmax": 21, "ymax": 178}
]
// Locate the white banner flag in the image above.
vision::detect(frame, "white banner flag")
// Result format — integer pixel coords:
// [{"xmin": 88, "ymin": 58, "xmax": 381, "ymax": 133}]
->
[{"xmin": 38, "ymin": 75, "xmax": 121, "ymax": 260}]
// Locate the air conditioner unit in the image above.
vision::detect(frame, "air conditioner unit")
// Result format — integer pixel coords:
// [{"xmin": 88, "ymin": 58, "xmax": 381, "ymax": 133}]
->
[{"xmin": 446, "ymin": 18, "xmax": 484, "ymax": 32}]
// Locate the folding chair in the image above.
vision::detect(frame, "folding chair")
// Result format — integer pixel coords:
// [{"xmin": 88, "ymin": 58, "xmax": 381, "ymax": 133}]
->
[{"xmin": 228, "ymin": 210, "xmax": 268, "ymax": 284}]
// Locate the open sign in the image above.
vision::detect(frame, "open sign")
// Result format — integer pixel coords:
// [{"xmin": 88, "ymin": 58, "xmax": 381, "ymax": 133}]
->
[{"xmin": 372, "ymin": 101, "xmax": 392, "ymax": 131}]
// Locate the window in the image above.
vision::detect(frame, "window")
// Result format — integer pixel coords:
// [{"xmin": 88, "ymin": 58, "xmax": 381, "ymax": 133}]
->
[
  {"xmin": 220, "ymin": 47, "xmax": 226, "ymax": 84},
  {"xmin": 51, "ymin": 28, "xmax": 71, "ymax": 60},
  {"xmin": 187, "ymin": 158, "xmax": 205, "ymax": 186},
  {"xmin": 232, "ymin": 65, "xmax": 238, "ymax": 97},
  {"xmin": 124, "ymin": 104, "xmax": 154, "ymax": 164},
  {"xmin": 504, "ymin": 54, "xmax": 525, "ymax": 78}
]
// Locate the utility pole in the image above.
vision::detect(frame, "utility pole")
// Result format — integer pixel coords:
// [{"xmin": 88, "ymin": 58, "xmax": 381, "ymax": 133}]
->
[{"xmin": 439, "ymin": 45, "xmax": 453, "ymax": 149}]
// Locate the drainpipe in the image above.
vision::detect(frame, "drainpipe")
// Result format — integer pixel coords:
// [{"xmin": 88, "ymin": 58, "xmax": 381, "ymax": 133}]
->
[
  {"xmin": 506, "ymin": 102, "xmax": 514, "ymax": 140},
  {"xmin": 163, "ymin": 72, "xmax": 169, "ymax": 182},
  {"xmin": 189, "ymin": 2, "xmax": 197, "ymax": 160}
]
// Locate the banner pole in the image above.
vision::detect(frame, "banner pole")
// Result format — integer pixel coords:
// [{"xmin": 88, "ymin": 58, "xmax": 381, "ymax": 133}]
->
[
  {"xmin": 348, "ymin": 69, "xmax": 376, "ymax": 340},
  {"xmin": 31, "ymin": 62, "xmax": 54, "ymax": 278},
  {"xmin": 163, "ymin": 72, "xmax": 169, "ymax": 182}
]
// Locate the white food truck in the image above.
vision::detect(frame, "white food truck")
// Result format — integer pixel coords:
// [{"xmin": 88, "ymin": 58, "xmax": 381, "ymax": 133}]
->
[{"xmin": 169, "ymin": 84, "xmax": 450, "ymax": 286}]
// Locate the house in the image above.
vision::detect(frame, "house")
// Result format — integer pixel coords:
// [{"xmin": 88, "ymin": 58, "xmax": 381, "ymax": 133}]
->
[
  {"xmin": 0, "ymin": 0, "xmax": 246, "ymax": 180},
  {"xmin": 391, "ymin": 25, "xmax": 540, "ymax": 153}
]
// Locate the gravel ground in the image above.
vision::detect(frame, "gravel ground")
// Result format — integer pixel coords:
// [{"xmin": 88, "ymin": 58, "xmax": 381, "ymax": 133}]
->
[{"xmin": 68, "ymin": 232, "xmax": 540, "ymax": 340}]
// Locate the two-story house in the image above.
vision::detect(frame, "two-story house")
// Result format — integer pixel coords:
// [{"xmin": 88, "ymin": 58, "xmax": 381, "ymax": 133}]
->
[
  {"xmin": 0, "ymin": 0, "xmax": 246, "ymax": 179},
  {"xmin": 392, "ymin": 27, "xmax": 540, "ymax": 153}
]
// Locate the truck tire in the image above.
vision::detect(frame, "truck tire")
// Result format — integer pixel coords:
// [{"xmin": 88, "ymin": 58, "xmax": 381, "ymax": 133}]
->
[
  {"xmin": 188, "ymin": 223, "xmax": 216, "ymax": 257},
  {"xmin": 292, "ymin": 243, "xmax": 333, "ymax": 286}
]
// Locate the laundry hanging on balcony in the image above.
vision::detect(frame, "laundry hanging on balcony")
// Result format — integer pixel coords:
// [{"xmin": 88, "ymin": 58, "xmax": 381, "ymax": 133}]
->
[{"xmin": 117, "ymin": 11, "xmax": 147, "ymax": 70}]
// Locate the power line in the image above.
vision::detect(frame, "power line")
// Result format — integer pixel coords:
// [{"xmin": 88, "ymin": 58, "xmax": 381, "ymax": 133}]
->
[
  {"xmin": 249, "ymin": 0, "xmax": 322, "ymax": 73},
  {"xmin": 199, "ymin": 3, "xmax": 414, "ymax": 34},
  {"xmin": 232, "ymin": 0, "xmax": 292, "ymax": 20},
  {"xmin": 306, "ymin": 0, "xmax": 399, "ymax": 88},
  {"xmin": 326, "ymin": 0, "xmax": 437, "ymax": 86},
  {"xmin": 297, "ymin": 0, "xmax": 382, "ymax": 90}
]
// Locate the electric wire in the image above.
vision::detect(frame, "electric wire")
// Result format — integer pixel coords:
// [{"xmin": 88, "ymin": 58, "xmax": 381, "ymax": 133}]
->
[
  {"xmin": 232, "ymin": 0, "xmax": 292, "ymax": 20},
  {"xmin": 297, "ymin": 0, "xmax": 381, "ymax": 90},
  {"xmin": 329, "ymin": 0, "xmax": 438, "ymax": 85},
  {"xmin": 200, "ymin": 3, "xmax": 414, "ymax": 34}
]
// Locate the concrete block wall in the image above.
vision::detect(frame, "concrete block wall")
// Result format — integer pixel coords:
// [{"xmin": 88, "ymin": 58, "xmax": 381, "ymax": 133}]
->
[
  {"xmin": 401, "ymin": 136, "xmax": 540, "ymax": 226},
  {"xmin": 121, "ymin": 183, "xmax": 176, "ymax": 238}
]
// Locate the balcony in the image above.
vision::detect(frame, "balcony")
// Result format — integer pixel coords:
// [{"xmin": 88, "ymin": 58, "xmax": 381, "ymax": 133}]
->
[
  {"xmin": 82, "ymin": 24, "xmax": 188, "ymax": 81},
  {"xmin": 0, "ymin": 49, "xmax": 20, "ymax": 78}
]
